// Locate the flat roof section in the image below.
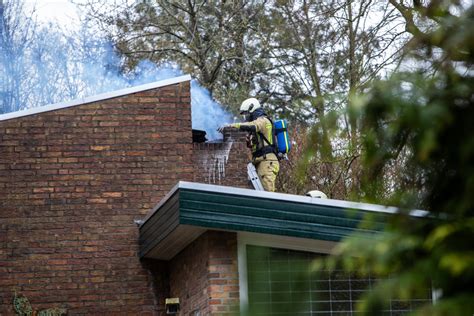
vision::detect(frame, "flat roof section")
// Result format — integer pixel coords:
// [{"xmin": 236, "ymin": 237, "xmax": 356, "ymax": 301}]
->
[
  {"xmin": 139, "ymin": 181, "xmax": 419, "ymax": 260},
  {"xmin": 0, "ymin": 74, "xmax": 192, "ymax": 122}
]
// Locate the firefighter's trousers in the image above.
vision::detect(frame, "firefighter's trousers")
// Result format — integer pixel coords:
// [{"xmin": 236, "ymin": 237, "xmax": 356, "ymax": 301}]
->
[{"xmin": 254, "ymin": 153, "xmax": 280, "ymax": 192}]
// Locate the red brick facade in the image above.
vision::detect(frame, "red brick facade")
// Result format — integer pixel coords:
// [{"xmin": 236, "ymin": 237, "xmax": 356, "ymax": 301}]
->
[
  {"xmin": 168, "ymin": 231, "xmax": 239, "ymax": 315},
  {"xmin": 0, "ymin": 80, "xmax": 248, "ymax": 315}
]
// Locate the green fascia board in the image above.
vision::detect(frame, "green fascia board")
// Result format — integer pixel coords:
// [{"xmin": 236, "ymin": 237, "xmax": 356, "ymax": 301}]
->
[
  {"xmin": 178, "ymin": 190, "xmax": 380, "ymax": 241},
  {"xmin": 139, "ymin": 181, "xmax": 428, "ymax": 259},
  {"xmin": 180, "ymin": 192, "xmax": 379, "ymax": 227}
]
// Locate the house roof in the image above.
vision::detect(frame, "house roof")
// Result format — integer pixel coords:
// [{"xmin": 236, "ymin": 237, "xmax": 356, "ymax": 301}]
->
[
  {"xmin": 0, "ymin": 74, "xmax": 192, "ymax": 122},
  {"xmin": 139, "ymin": 181, "xmax": 427, "ymax": 260}
]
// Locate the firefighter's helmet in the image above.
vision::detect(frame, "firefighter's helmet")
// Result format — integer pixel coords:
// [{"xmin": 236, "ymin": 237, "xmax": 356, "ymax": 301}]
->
[
  {"xmin": 306, "ymin": 190, "xmax": 328, "ymax": 199},
  {"xmin": 240, "ymin": 98, "xmax": 261, "ymax": 114}
]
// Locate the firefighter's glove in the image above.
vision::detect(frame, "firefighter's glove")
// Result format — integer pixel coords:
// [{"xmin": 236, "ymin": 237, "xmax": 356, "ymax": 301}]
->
[{"xmin": 217, "ymin": 124, "xmax": 234, "ymax": 133}]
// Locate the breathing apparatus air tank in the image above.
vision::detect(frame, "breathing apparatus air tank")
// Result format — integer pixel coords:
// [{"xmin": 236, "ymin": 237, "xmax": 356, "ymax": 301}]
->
[{"xmin": 274, "ymin": 119, "xmax": 291, "ymax": 154}]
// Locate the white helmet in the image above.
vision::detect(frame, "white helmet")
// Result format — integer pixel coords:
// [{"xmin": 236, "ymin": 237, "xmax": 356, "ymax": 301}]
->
[
  {"xmin": 240, "ymin": 98, "xmax": 261, "ymax": 114},
  {"xmin": 306, "ymin": 190, "xmax": 328, "ymax": 199}
]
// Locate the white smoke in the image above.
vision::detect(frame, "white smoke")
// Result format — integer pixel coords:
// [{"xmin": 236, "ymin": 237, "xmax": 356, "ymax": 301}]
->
[
  {"xmin": 128, "ymin": 61, "xmax": 233, "ymax": 141},
  {"xmin": 191, "ymin": 81, "xmax": 232, "ymax": 140},
  {"xmin": 125, "ymin": 60, "xmax": 233, "ymax": 140},
  {"xmin": 0, "ymin": 27, "xmax": 232, "ymax": 140},
  {"xmin": 128, "ymin": 61, "xmax": 233, "ymax": 140}
]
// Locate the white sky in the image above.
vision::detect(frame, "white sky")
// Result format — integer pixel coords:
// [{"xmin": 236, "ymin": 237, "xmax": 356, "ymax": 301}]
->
[{"xmin": 24, "ymin": 0, "xmax": 82, "ymax": 28}]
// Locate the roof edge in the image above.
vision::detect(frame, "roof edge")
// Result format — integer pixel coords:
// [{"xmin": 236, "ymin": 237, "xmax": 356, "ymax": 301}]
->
[
  {"xmin": 0, "ymin": 74, "xmax": 192, "ymax": 122},
  {"xmin": 139, "ymin": 181, "xmax": 182, "ymax": 226},
  {"xmin": 175, "ymin": 181, "xmax": 428, "ymax": 217},
  {"xmin": 139, "ymin": 181, "xmax": 428, "ymax": 229}
]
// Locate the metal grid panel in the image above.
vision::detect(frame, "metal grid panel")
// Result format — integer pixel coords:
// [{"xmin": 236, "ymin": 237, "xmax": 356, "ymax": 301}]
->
[{"xmin": 246, "ymin": 245, "xmax": 431, "ymax": 316}]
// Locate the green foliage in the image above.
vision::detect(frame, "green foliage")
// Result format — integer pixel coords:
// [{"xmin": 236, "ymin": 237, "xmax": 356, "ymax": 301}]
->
[
  {"xmin": 13, "ymin": 292, "xmax": 32, "ymax": 316},
  {"xmin": 321, "ymin": 2, "xmax": 474, "ymax": 315},
  {"xmin": 12, "ymin": 292, "xmax": 67, "ymax": 316}
]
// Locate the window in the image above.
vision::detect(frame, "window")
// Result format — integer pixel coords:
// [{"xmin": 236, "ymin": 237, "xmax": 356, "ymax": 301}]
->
[{"xmin": 239, "ymin": 233, "xmax": 432, "ymax": 316}]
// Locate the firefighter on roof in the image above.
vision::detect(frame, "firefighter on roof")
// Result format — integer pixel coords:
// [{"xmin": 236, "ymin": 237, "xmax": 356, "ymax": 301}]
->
[{"xmin": 218, "ymin": 98, "xmax": 280, "ymax": 192}]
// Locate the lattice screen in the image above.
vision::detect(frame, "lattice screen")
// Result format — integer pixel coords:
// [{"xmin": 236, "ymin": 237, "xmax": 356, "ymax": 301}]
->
[{"xmin": 246, "ymin": 245, "xmax": 432, "ymax": 316}]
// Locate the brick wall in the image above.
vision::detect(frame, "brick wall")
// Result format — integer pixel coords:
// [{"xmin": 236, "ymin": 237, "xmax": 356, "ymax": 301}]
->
[
  {"xmin": 168, "ymin": 233, "xmax": 209, "ymax": 315},
  {"xmin": 0, "ymin": 82, "xmax": 193, "ymax": 315},
  {"xmin": 207, "ymin": 231, "xmax": 240, "ymax": 315},
  {"xmin": 0, "ymin": 79, "xmax": 250, "ymax": 315},
  {"xmin": 168, "ymin": 231, "xmax": 239, "ymax": 316}
]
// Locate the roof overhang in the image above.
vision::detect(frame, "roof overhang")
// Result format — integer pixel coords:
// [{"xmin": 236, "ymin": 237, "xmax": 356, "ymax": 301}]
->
[{"xmin": 139, "ymin": 182, "xmax": 426, "ymax": 260}]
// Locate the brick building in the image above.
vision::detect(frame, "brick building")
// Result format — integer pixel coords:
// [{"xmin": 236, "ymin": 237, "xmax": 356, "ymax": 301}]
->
[
  {"xmin": 0, "ymin": 75, "xmax": 431, "ymax": 315},
  {"xmin": 0, "ymin": 75, "xmax": 246, "ymax": 315}
]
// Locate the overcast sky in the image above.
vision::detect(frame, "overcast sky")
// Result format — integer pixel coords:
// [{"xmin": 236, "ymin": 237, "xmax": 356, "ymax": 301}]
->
[{"xmin": 24, "ymin": 0, "xmax": 81, "ymax": 28}]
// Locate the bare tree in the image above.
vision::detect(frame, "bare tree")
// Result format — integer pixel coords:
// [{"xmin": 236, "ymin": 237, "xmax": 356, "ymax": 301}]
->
[
  {"xmin": 271, "ymin": 0, "xmax": 410, "ymax": 197},
  {"xmin": 77, "ymin": 0, "xmax": 415, "ymax": 199},
  {"xmin": 78, "ymin": 0, "xmax": 274, "ymax": 110},
  {"xmin": 0, "ymin": 0, "xmax": 37, "ymax": 113},
  {"xmin": 0, "ymin": 0, "xmax": 133, "ymax": 113}
]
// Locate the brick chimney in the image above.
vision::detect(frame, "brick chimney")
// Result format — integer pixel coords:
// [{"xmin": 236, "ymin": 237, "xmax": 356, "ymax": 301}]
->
[{"xmin": 193, "ymin": 128, "xmax": 250, "ymax": 188}]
